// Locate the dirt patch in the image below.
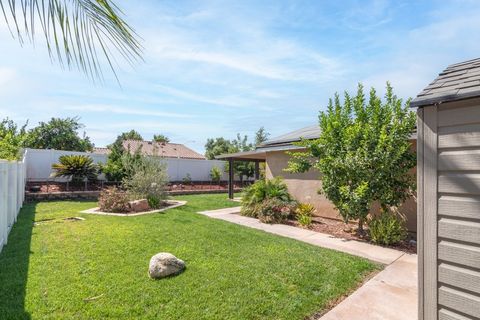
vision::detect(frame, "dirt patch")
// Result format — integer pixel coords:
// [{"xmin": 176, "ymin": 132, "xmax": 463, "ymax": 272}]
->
[
  {"xmin": 284, "ymin": 216, "xmax": 417, "ymax": 254},
  {"xmin": 34, "ymin": 217, "xmax": 85, "ymax": 226},
  {"xmin": 63, "ymin": 217, "xmax": 86, "ymax": 222}
]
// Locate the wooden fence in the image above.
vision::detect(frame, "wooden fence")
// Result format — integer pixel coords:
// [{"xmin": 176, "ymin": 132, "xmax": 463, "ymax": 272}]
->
[{"xmin": 0, "ymin": 154, "xmax": 27, "ymax": 253}]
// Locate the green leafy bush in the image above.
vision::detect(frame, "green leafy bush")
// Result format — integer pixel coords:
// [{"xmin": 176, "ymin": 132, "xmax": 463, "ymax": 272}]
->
[
  {"xmin": 147, "ymin": 195, "xmax": 163, "ymax": 209},
  {"xmin": 241, "ymin": 177, "xmax": 292, "ymax": 217},
  {"xmin": 368, "ymin": 211, "xmax": 407, "ymax": 245},
  {"xmin": 51, "ymin": 155, "xmax": 98, "ymax": 183},
  {"xmin": 210, "ymin": 166, "xmax": 222, "ymax": 183},
  {"xmin": 98, "ymin": 187, "xmax": 130, "ymax": 213},
  {"xmin": 182, "ymin": 173, "xmax": 192, "ymax": 184},
  {"xmin": 295, "ymin": 203, "xmax": 316, "ymax": 227},
  {"xmin": 257, "ymin": 198, "xmax": 295, "ymax": 224},
  {"xmin": 0, "ymin": 118, "xmax": 27, "ymax": 160},
  {"xmin": 122, "ymin": 156, "xmax": 168, "ymax": 203}
]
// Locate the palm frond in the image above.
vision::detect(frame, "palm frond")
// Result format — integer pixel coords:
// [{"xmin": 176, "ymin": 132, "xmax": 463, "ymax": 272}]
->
[{"xmin": 0, "ymin": 0, "xmax": 142, "ymax": 82}]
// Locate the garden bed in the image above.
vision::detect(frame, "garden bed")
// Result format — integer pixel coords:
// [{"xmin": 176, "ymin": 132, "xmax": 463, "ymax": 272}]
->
[
  {"xmin": 80, "ymin": 200, "xmax": 187, "ymax": 216},
  {"xmin": 284, "ymin": 216, "xmax": 417, "ymax": 254},
  {"xmin": 26, "ymin": 181, "xmax": 248, "ymax": 193}
]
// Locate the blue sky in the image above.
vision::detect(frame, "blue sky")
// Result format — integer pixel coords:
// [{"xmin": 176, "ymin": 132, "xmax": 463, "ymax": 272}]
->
[{"xmin": 1, "ymin": 0, "xmax": 479, "ymax": 153}]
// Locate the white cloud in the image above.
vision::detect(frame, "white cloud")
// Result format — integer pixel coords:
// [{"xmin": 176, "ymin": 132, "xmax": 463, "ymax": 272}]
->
[
  {"xmin": 63, "ymin": 104, "xmax": 194, "ymax": 118},
  {"xmin": 155, "ymin": 84, "xmax": 255, "ymax": 107}
]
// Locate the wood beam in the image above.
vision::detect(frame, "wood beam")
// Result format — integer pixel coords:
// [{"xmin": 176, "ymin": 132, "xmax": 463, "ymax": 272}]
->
[{"xmin": 228, "ymin": 158, "xmax": 234, "ymax": 199}]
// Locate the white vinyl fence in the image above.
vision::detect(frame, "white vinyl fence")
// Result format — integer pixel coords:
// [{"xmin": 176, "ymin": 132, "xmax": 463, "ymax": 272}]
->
[
  {"xmin": 0, "ymin": 154, "xmax": 27, "ymax": 253},
  {"xmin": 25, "ymin": 148, "xmax": 228, "ymax": 182}
]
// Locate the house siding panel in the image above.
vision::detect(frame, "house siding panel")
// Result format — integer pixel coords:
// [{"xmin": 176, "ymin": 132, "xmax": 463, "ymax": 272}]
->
[{"xmin": 431, "ymin": 100, "xmax": 480, "ymax": 319}]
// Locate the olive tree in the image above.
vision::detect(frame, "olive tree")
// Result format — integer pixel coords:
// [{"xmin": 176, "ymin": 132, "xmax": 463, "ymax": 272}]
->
[{"xmin": 287, "ymin": 83, "xmax": 416, "ymax": 234}]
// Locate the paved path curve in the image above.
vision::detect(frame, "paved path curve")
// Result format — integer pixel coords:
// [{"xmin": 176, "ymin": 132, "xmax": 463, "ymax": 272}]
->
[{"xmin": 198, "ymin": 206, "xmax": 417, "ymax": 320}]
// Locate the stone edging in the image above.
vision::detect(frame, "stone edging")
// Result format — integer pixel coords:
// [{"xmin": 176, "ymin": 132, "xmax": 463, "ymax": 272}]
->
[{"xmin": 80, "ymin": 200, "xmax": 187, "ymax": 216}]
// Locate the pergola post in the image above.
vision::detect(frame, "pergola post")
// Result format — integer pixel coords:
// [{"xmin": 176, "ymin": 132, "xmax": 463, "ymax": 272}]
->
[
  {"xmin": 228, "ymin": 158, "xmax": 234, "ymax": 199},
  {"xmin": 254, "ymin": 160, "xmax": 260, "ymax": 180}
]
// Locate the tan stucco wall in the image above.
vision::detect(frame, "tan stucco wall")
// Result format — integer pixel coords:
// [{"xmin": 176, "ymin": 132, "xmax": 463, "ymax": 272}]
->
[
  {"xmin": 265, "ymin": 151, "xmax": 339, "ymax": 220},
  {"xmin": 265, "ymin": 148, "xmax": 417, "ymax": 232}
]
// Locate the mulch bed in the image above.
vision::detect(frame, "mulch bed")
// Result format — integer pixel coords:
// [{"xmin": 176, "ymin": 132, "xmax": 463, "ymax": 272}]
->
[
  {"xmin": 284, "ymin": 216, "xmax": 417, "ymax": 254},
  {"xmin": 26, "ymin": 182, "xmax": 247, "ymax": 193}
]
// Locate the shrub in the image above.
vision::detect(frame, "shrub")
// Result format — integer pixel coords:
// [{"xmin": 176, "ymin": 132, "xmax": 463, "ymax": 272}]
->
[
  {"xmin": 182, "ymin": 173, "xmax": 192, "ymax": 185},
  {"xmin": 367, "ymin": 211, "xmax": 407, "ymax": 245},
  {"xmin": 295, "ymin": 203, "xmax": 316, "ymax": 227},
  {"xmin": 102, "ymin": 152, "xmax": 143, "ymax": 182},
  {"xmin": 98, "ymin": 187, "xmax": 130, "ymax": 213},
  {"xmin": 51, "ymin": 155, "xmax": 98, "ymax": 183},
  {"xmin": 257, "ymin": 198, "xmax": 296, "ymax": 224},
  {"xmin": 122, "ymin": 156, "xmax": 168, "ymax": 203},
  {"xmin": 241, "ymin": 177, "xmax": 291, "ymax": 217},
  {"xmin": 147, "ymin": 195, "xmax": 163, "ymax": 209},
  {"xmin": 210, "ymin": 166, "xmax": 222, "ymax": 183},
  {"xmin": 297, "ymin": 214, "xmax": 312, "ymax": 227}
]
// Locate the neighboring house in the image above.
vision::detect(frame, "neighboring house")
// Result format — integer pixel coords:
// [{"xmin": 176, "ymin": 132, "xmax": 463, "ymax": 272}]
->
[
  {"xmin": 218, "ymin": 125, "xmax": 418, "ymax": 232},
  {"xmin": 123, "ymin": 140, "xmax": 206, "ymax": 160},
  {"xmin": 92, "ymin": 147, "xmax": 110, "ymax": 155},
  {"xmin": 93, "ymin": 140, "xmax": 206, "ymax": 160},
  {"xmin": 415, "ymin": 58, "xmax": 480, "ymax": 320}
]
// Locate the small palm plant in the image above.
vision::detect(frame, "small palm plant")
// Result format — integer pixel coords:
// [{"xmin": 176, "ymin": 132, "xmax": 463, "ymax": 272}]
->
[
  {"xmin": 210, "ymin": 166, "xmax": 222, "ymax": 183},
  {"xmin": 52, "ymin": 155, "xmax": 99, "ymax": 183},
  {"xmin": 241, "ymin": 177, "xmax": 293, "ymax": 217}
]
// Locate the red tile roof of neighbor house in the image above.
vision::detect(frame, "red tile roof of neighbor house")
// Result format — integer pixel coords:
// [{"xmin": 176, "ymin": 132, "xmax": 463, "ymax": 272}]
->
[
  {"xmin": 122, "ymin": 140, "xmax": 206, "ymax": 160},
  {"xmin": 92, "ymin": 147, "xmax": 111, "ymax": 155}
]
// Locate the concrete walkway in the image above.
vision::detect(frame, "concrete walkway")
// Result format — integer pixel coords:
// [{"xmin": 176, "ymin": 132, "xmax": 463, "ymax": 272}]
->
[{"xmin": 198, "ymin": 206, "xmax": 417, "ymax": 320}]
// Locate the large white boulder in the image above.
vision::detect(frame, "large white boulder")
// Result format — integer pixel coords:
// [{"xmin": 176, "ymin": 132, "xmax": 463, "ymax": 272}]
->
[{"xmin": 148, "ymin": 253, "xmax": 185, "ymax": 279}]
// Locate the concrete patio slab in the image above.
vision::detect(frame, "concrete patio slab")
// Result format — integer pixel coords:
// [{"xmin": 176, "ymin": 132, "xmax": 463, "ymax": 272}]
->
[
  {"xmin": 198, "ymin": 206, "xmax": 418, "ymax": 320},
  {"xmin": 320, "ymin": 254, "xmax": 417, "ymax": 320}
]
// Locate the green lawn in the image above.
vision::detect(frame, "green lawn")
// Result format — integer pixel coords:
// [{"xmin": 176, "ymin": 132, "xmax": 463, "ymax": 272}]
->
[{"xmin": 0, "ymin": 194, "xmax": 378, "ymax": 320}]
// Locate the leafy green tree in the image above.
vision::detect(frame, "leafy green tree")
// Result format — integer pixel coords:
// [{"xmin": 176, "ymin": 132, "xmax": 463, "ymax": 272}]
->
[
  {"xmin": 231, "ymin": 134, "xmax": 254, "ymax": 182},
  {"xmin": 254, "ymin": 126, "xmax": 270, "ymax": 146},
  {"xmin": 1, "ymin": 1, "xmax": 141, "ymax": 81},
  {"xmin": 25, "ymin": 117, "xmax": 93, "ymax": 151},
  {"xmin": 204, "ymin": 137, "xmax": 234, "ymax": 160},
  {"xmin": 102, "ymin": 130, "xmax": 143, "ymax": 181},
  {"xmin": 0, "ymin": 118, "xmax": 28, "ymax": 160},
  {"xmin": 205, "ymin": 128, "xmax": 269, "ymax": 182},
  {"xmin": 153, "ymin": 134, "xmax": 170, "ymax": 143},
  {"xmin": 287, "ymin": 83, "xmax": 416, "ymax": 234}
]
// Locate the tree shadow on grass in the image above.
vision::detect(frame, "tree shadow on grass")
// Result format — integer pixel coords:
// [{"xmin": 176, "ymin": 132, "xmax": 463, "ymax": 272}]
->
[{"xmin": 0, "ymin": 203, "xmax": 37, "ymax": 320}]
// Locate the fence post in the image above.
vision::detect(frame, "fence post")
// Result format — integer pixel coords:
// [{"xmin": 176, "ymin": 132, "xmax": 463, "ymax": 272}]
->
[
  {"xmin": 12, "ymin": 162, "xmax": 18, "ymax": 223},
  {"xmin": 15, "ymin": 162, "xmax": 22, "ymax": 215},
  {"xmin": 0, "ymin": 162, "xmax": 7, "ymax": 248},
  {"xmin": 0, "ymin": 158, "xmax": 27, "ymax": 253}
]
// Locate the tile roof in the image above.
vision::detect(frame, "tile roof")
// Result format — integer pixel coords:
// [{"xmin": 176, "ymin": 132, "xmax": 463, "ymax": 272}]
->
[
  {"xmin": 260, "ymin": 124, "xmax": 417, "ymax": 148},
  {"xmin": 411, "ymin": 57, "xmax": 480, "ymax": 108},
  {"xmin": 92, "ymin": 147, "xmax": 111, "ymax": 155},
  {"xmin": 260, "ymin": 125, "xmax": 321, "ymax": 147},
  {"xmin": 122, "ymin": 140, "xmax": 206, "ymax": 160}
]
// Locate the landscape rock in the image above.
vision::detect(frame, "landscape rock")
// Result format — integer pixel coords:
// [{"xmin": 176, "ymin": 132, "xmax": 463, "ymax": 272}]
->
[
  {"xmin": 128, "ymin": 199, "xmax": 149, "ymax": 212},
  {"xmin": 148, "ymin": 253, "xmax": 185, "ymax": 279}
]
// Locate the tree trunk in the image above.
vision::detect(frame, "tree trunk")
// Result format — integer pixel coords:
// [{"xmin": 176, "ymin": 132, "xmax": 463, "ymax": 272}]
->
[{"xmin": 357, "ymin": 217, "xmax": 365, "ymax": 236}]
